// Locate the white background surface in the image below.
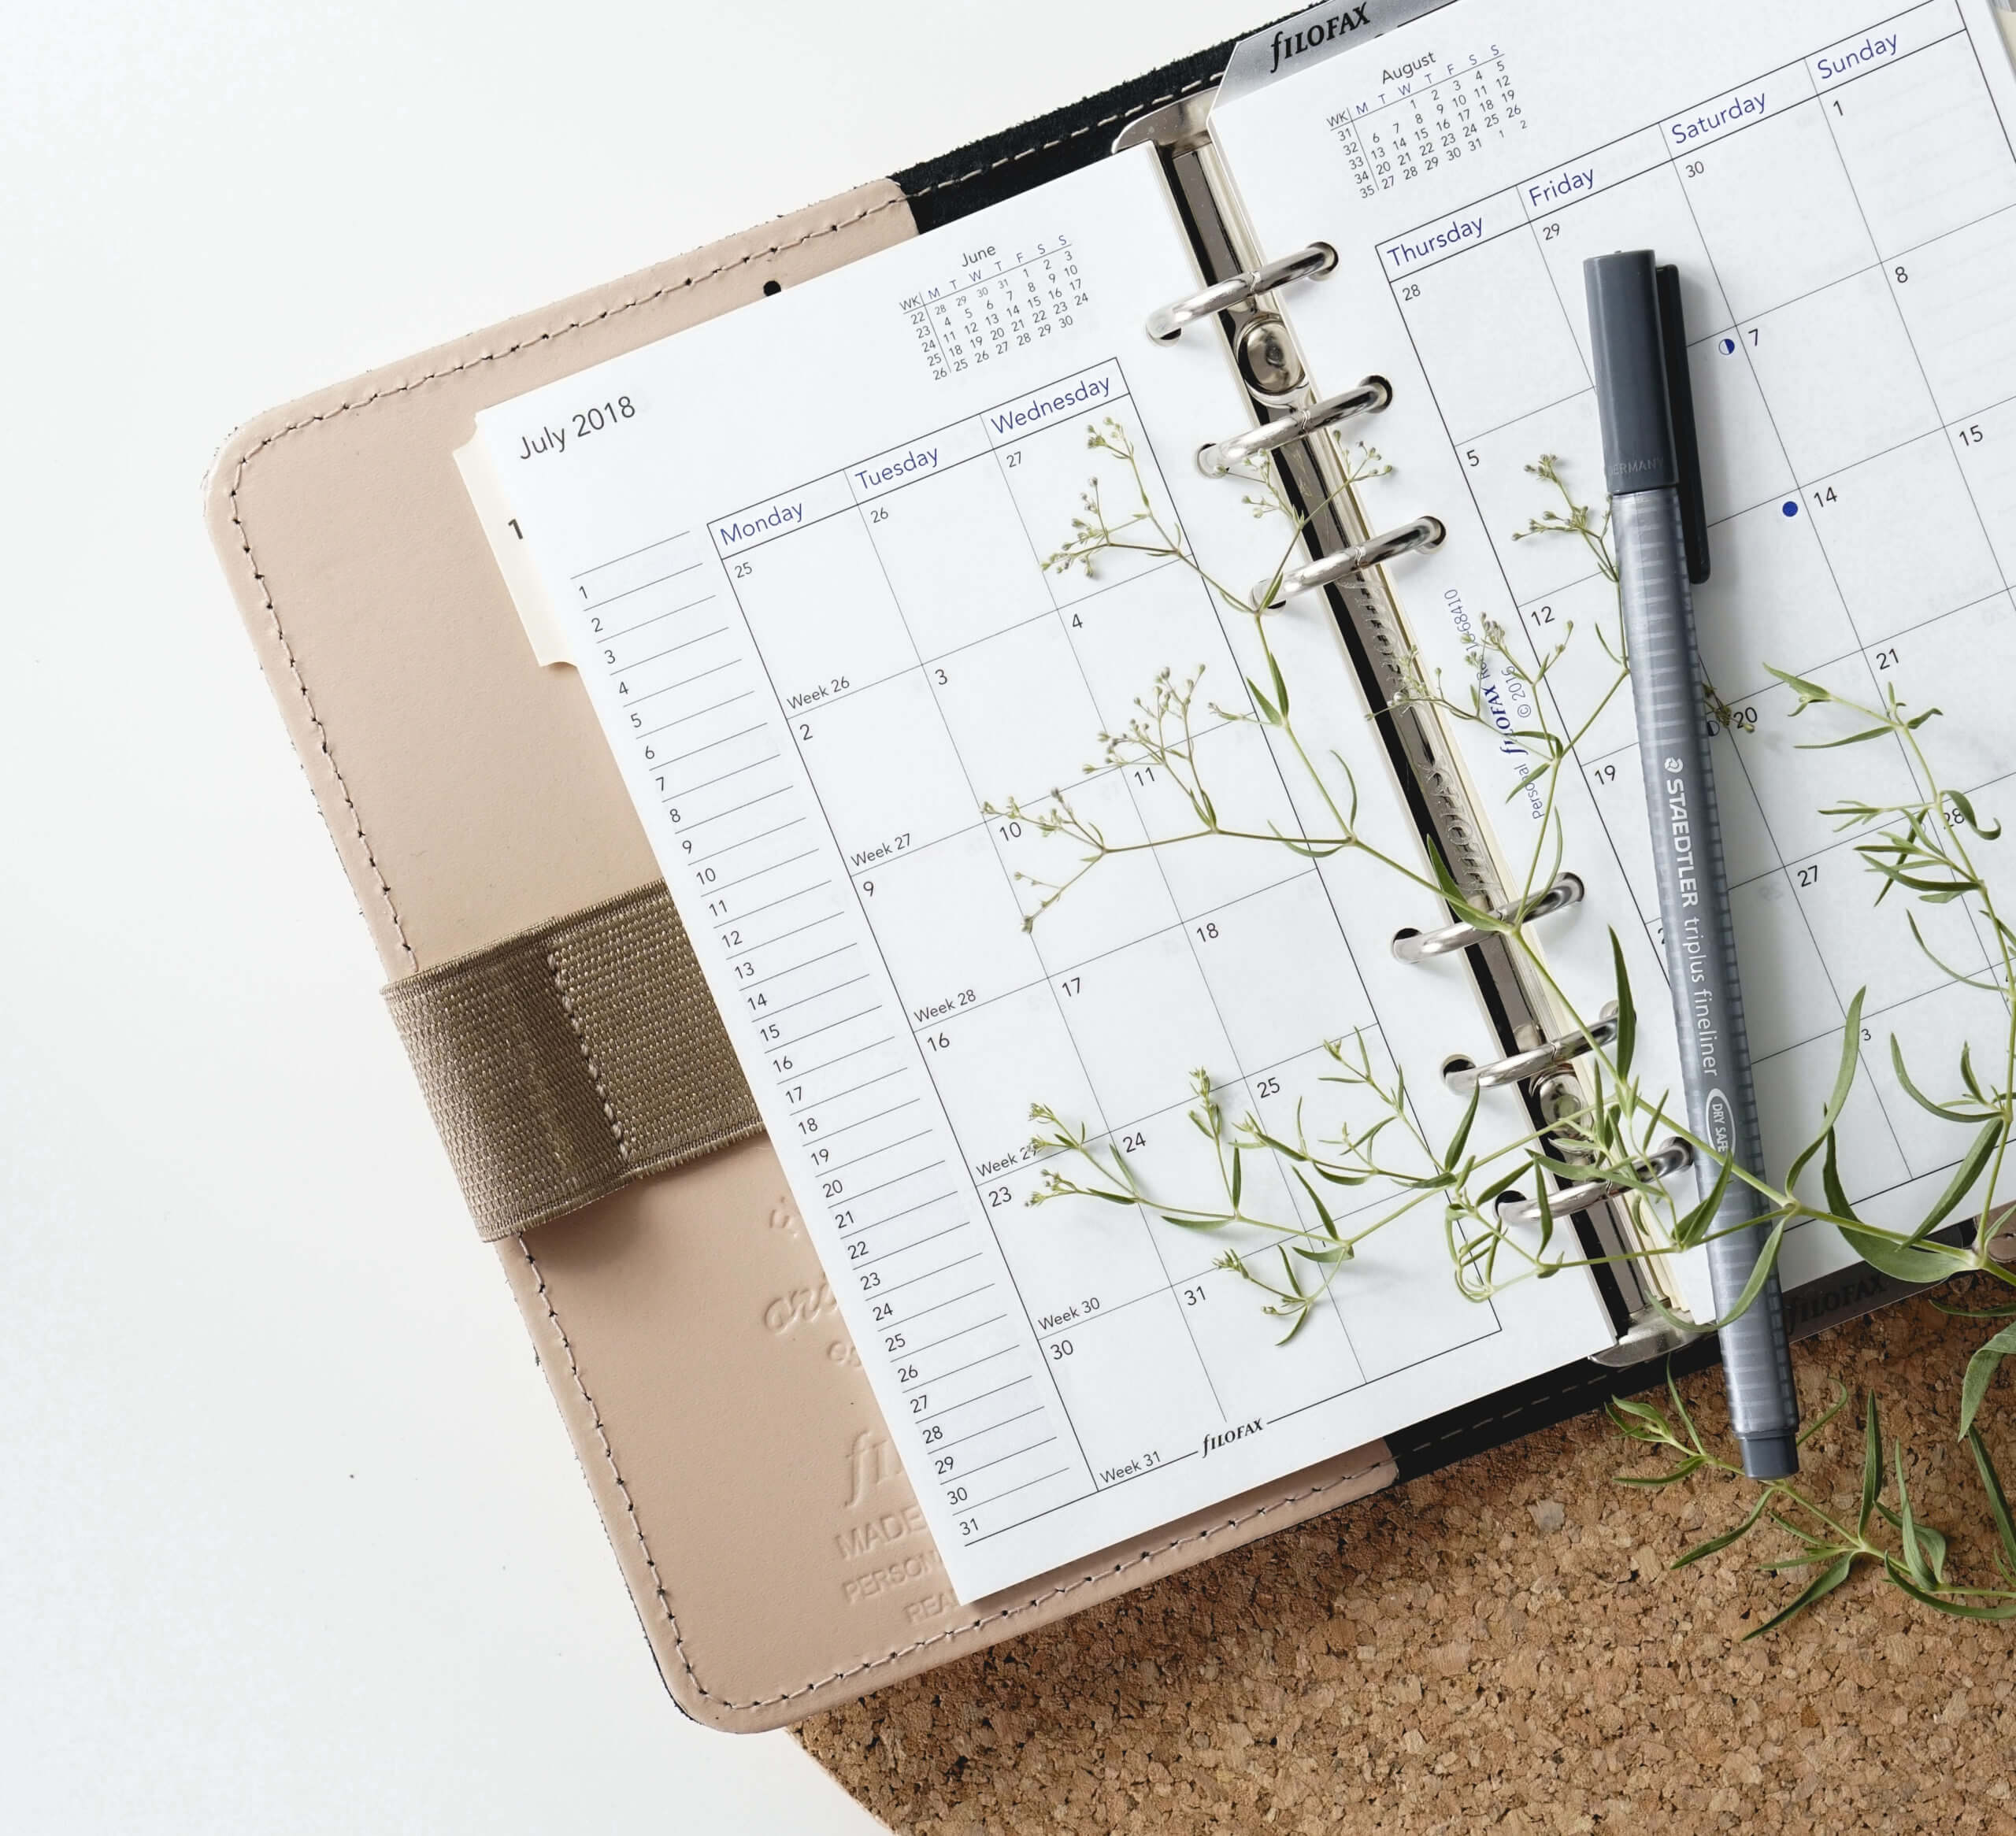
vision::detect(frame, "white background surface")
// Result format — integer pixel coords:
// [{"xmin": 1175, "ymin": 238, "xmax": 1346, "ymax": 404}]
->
[{"xmin": 0, "ymin": 2, "xmax": 1284, "ymax": 1830}]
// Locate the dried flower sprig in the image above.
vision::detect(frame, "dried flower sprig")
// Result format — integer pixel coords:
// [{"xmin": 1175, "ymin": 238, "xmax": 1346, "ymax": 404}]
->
[{"xmin": 1003, "ymin": 423, "xmax": 2016, "ymax": 1629}]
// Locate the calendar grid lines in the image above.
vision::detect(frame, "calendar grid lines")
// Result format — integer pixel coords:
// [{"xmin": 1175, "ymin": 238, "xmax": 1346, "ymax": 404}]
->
[
  {"xmin": 696, "ymin": 348, "xmax": 1529, "ymax": 1471},
  {"xmin": 1382, "ymin": 0, "xmax": 2016, "ymax": 1214},
  {"xmin": 568, "ymin": 530, "xmax": 691, "ymax": 581},
  {"xmin": 977, "ymin": 377, "xmax": 1236, "ymax": 1422},
  {"xmin": 1618, "ymin": 14, "xmax": 1925, "ymax": 1175},
  {"xmin": 816, "ymin": 419, "xmax": 1112, "ymax": 1509}
]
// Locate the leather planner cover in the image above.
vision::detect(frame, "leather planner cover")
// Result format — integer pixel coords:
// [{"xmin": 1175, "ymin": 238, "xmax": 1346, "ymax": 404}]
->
[{"xmin": 204, "ymin": 163, "xmax": 1395, "ymax": 1731}]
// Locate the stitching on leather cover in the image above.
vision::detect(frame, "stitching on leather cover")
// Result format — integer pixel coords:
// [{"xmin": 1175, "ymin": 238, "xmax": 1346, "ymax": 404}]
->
[
  {"xmin": 543, "ymin": 946, "xmax": 632, "ymax": 1165},
  {"xmin": 220, "ymin": 193, "xmax": 908, "ymax": 980},
  {"xmin": 224, "ymin": 476, "xmax": 417, "ymax": 968},
  {"xmin": 523, "ymin": 1217, "xmax": 1392, "ymax": 1710},
  {"xmin": 514, "ymin": 1236, "xmax": 717, "ymax": 1694},
  {"xmin": 916, "ymin": 73, "xmax": 1217, "ymax": 193}
]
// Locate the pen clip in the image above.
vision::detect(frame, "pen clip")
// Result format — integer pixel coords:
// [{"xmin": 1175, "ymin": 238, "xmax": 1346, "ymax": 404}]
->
[{"xmin": 1655, "ymin": 263, "xmax": 1711, "ymax": 586}]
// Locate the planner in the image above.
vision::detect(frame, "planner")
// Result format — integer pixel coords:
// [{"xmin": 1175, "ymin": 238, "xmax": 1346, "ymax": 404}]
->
[
  {"xmin": 463, "ymin": 147, "xmax": 1615, "ymax": 1601},
  {"xmin": 210, "ymin": 0, "xmax": 2016, "ymax": 1729},
  {"xmin": 461, "ymin": 0, "xmax": 2016, "ymax": 1605}
]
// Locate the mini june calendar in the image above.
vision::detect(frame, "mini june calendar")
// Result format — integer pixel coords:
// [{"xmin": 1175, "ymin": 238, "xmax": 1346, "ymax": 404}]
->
[
  {"xmin": 899, "ymin": 236, "xmax": 1090, "ymax": 383},
  {"xmin": 1217, "ymin": 0, "xmax": 2016, "ymax": 1292},
  {"xmin": 468, "ymin": 149, "xmax": 1613, "ymax": 1599}
]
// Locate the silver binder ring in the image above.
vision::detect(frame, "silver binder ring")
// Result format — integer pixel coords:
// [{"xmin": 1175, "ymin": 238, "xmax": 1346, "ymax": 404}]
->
[
  {"xmin": 1443, "ymin": 1005, "xmax": 1619, "ymax": 1094},
  {"xmin": 1197, "ymin": 376, "xmax": 1392, "ymax": 477},
  {"xmin": 1392, "ymin": 874, "xmax": 1584, "ymax": 962},
  {"xmin": 1146, "ymin": 242, "xmax": 1337, "ymax": 342},
  {"xmin": 1254, "ymin": 516, "xmax": 1446, "ymax": 609},
  {"xmin": 1496, "ymin": 1138, "xmax": 1694, "ymax": 1231}
]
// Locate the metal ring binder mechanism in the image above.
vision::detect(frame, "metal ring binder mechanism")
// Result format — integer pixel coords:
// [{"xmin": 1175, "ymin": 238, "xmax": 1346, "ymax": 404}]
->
[
  {"xmin": 1391, "ymin": 873, "xmax": 1585, "ymax": 963},
  {"xmin": 1124, "ymin": 90, "xmax": 1695, "ymax": 1365},
  {"xmin": 1443, "ymin": 1005, "xmax": 1621, "ymax": 1094},
  {"xmin": 1144, "ymin": 241, "xmax": 1336, "ymax": 341},
  {"xmin": 1196, "ymin": 376, "xmax": 1391, "ymax": 478},
  {"xmin": 1497, "ymin": 1140, "xmax": 1695, "ymax": 1234},
  {"xmin": 1255, "ymin": 516, "xmax": 1445, "ymax": 609}
]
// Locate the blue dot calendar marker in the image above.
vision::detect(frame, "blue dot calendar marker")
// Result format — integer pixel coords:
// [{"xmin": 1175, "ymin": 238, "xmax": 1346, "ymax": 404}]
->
[
  {"xmin": 1782, "ymin": 500, "xmax": 1799, "ymax": 516},
  {"xmin": 1719, "ymin": 336, "xmax": 1737, "ymax": 355}
]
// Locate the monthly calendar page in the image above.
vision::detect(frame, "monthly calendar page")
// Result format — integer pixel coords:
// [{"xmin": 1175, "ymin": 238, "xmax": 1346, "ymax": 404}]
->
[
  {"xmin": 469, "ymin": 150, "xmax": 1614, "ymax": 1599},
  {"xmin": 1217, "ymin": 0, "xmax": 2016, "ymax": 1296}
]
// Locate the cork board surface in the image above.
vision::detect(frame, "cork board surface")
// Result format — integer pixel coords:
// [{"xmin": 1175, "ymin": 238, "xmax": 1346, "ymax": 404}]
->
[{"xmin": 798, "ymin": 1286, "xmax": 2016, "ymax": 1833}]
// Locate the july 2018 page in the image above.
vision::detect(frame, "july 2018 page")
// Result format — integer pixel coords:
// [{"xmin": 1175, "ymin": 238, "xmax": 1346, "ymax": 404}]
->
[
  {"xmin": 1217, "ymin": 0, "xmax": 2016, "ymax": 1298},
  {"xmin": 469, "ymin": 147, "xmax": 1615, "ymax": 1599}
]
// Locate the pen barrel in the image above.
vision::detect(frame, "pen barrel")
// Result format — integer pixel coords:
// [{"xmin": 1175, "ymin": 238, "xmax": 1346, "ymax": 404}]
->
[{"xmin": 1615, "ymin": 487, "xmax": 1800, "ymax": 1474}]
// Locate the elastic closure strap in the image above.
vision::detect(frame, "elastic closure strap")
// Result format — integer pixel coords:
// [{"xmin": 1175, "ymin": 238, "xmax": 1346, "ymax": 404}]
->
[{"xmin": 383, "ymin": 883, "xmax": 762, "ymax": 1240}]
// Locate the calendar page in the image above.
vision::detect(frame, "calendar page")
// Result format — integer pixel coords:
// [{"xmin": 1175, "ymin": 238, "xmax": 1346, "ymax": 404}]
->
[
  {"xmin": 467, "ymin": 148, "xmax": 1615, "ymax": 1601},
  {"xmin": 1216, "ymin": 0, "xmax": 2016, "ymax": 1300}
]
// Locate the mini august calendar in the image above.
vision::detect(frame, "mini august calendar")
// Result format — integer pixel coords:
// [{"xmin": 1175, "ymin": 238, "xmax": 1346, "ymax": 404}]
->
[{"xmin": 465, "ymin": 0, "xmax": 2016, "ymax": 1601}]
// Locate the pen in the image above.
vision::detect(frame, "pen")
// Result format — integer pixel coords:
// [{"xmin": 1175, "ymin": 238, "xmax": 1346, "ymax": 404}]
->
[
  {"xmin": 1994, "ymin": 0, "xmax": 2016, "ymax": 73},
  {"xmin": 1584, "ymin": 250, "xmax": 1801, "ymax": 1479}
]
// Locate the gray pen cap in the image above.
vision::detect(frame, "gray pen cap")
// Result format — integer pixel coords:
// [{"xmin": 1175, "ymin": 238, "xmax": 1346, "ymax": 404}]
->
[{"xmin": 1584, "ymin": 250, "xmax": 1678, "ymax": 497}]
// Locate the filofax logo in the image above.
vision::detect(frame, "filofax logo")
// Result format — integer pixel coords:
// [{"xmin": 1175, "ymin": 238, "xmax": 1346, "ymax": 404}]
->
[{"xmin": 1268, "ymin": 2, "xmax": 1374, "ymax": 75}]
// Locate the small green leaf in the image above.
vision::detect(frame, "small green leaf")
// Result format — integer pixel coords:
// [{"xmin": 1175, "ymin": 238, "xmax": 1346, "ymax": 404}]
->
[
  {"xmin": 1274, "ymin": 1302, "xmax": 1313, "ymax": 1346},
  {"xmin": 1743, "ymin": 1553, "xmax": 1855, "ymax": 1638},
  {"xmin": 1881, "ymin": 1562, "xmax": 2016, "ymax": 1620},
  {"xmin": 1245, "ymin": 676, "xmax": 1280, "ymax": 724},
  {"xmin": 1294, "ymin": 1169, "xmax": 1340, "ymax": 1240},
  {"xmin": 1878, "ymin": 1497, "xmax": 1950, "ymax": 1586},
  {"xmin": 1706, "ymin": 1217, "xmax": 1787, "ymax": 1331},
  {"xmin": 1946, "ymin": 787, "xmax": 2002, "ymax": 840},
  {"xmin": 1443, "ymin": 1082, "xmax": 1480, "ymax": 1169},
  {"xmin": 1888, "ymin": 1034, "xmax": 1986, "ymax": 1124},
  {"xmin": 1606, "ymin": 1394, "xmax": 1677, "ymax": 1444},
  {"xmin": 1968, "ymin": 1426, "xmax": 2016, "ymax": 1574},
  {"xmin": 1858, "ymin": 1394, "xmax": 1881, "ymax": 1539},
  {"xmin": 1609, "ymin": 929, "xmax": 1636, "ymax": 1078},
  {"xmin": 1424, "ymin": 837, "xmax": 1466, "ymax": 907},
  {"xmin": 1763, "ymin": 664, "xmax": 1833, "ymax": 709},
  {"xmin": 1293, "ymin": 1242, "xmax": 1351, "ymax": 1266},
  {"xmin": 1796, "ymin": 723, "xmax": 1897, "ymax": 751},
  {"xmin": 1160, "ymin": 1212, "xmax": 1229, "ymax": 1232},
  {"xmin": 1909, "ymin": 1116, "xmax": 1999, "ymax": 1240},
  {"xmin": 1229, "ymin": 1146, "xmax": 1243, "ymax": 1208},
  {"xmin": 1671, "ymin": 1490, "xmax": 1773, "ymax": 1568},
  {"xmin": 1895, "ymin": 1445, "xmax": 1931, "ymax": 1590},
  {"xmin": 1672, "ymin": 1149, "xmax": 1734, "ymax": 1250},
  {"xmin": 1960, "ymin": 1320, "xmax": 2016, "ymax": 1440},
  {"xmin": 1667, "ymin": 1362, "xmax": 1705, "ymax": 1455},
  {"xmin": 1840, "ymin": 1222, "xmax": 1970, "ymax": 1285},
  {"xmin": 1917, "ymin": 1520, "xmax": 1950, "ymax": 1586},
  {"xmin": 1269, "ymin": 648, "xmax": 1290, "ymax": 720},
  {"xmin": 1821, "ymin": 1127, "xmax": 1866, "ymax": 1227},
  {"xmin": 1787, "ymin": 993, "xmax": 1866, "ymax": 1190}
]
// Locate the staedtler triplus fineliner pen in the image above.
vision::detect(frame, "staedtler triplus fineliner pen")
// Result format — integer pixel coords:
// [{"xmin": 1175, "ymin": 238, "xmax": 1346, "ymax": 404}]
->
[{"xmin": 1584, "ymin": 250, "xmax": 1801, "ymax": 1479}]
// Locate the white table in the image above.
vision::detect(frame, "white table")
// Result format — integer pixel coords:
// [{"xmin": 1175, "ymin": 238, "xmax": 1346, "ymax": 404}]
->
[{"xmin": 0, "ymin": 0, "xmax": 1284, "ymax": 1828}]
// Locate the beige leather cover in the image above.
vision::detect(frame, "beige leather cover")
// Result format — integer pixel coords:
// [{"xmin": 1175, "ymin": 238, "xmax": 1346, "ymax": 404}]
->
[{"xmin": 205, "ymin": 178, "xmax": 1397, "ymax": 1732}]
